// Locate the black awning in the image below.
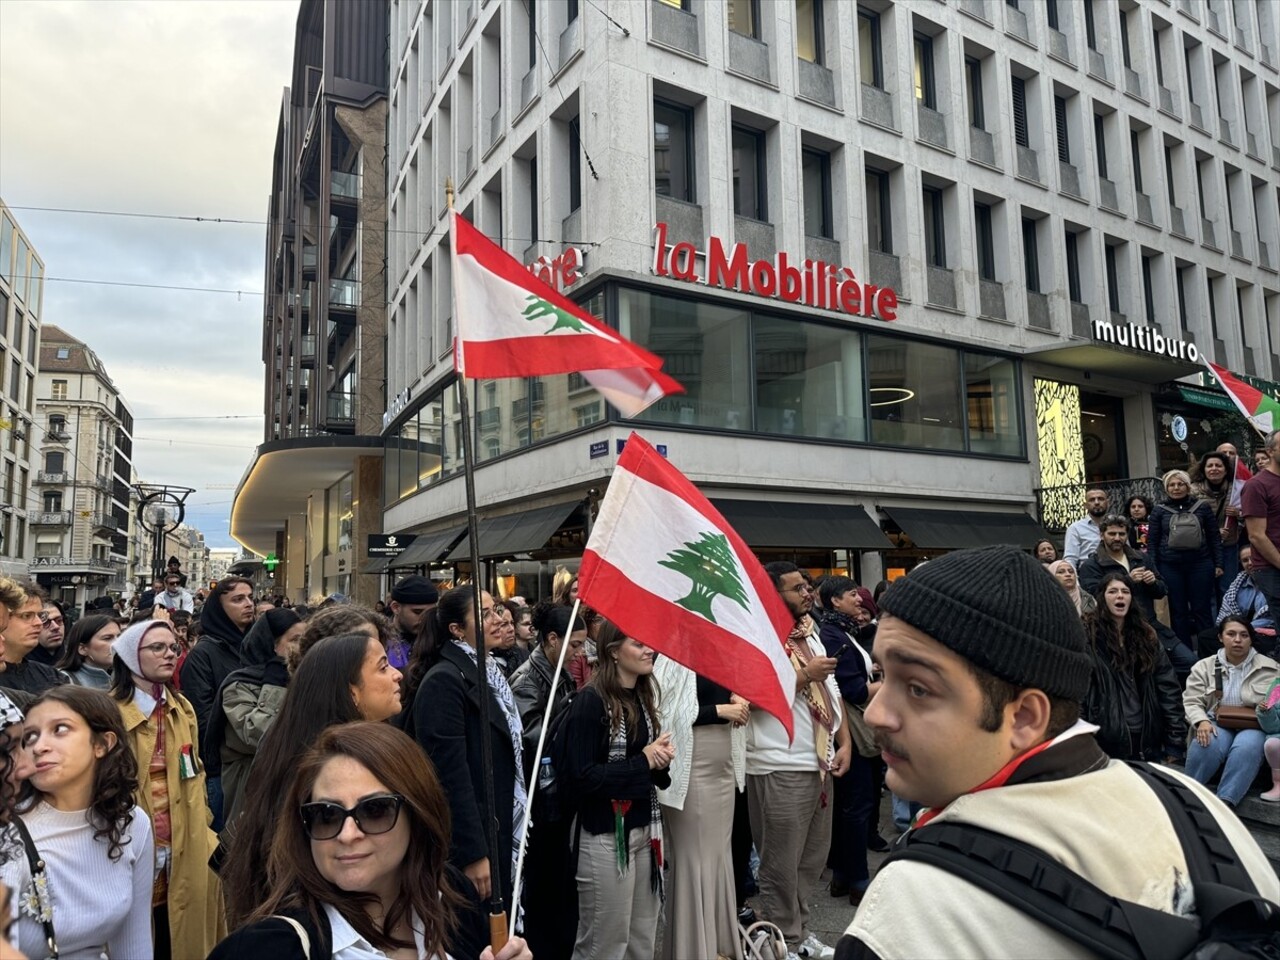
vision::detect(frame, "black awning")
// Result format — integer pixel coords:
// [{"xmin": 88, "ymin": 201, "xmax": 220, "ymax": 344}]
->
[
  {"xmin": 446, "ymin": 501, "xmax": 582, "ymax": 561},
  {"xmin": 390, "ymin": 524, "xmax": 469, "ymax": 567},
  {"xmin": 884, "ymin": 506, "xmax": 1048, "ymax": 549},
  {"xmin": 710, "ymin": 499, "xmax": 892, "ymax": 550},
  {"xmin": 360, "ymin": 557, "xmax": 390, "ymax": 575}
]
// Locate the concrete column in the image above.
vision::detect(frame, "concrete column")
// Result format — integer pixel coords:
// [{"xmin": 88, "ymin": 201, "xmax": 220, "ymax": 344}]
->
[{"xmin": 352, "ymin": 454, "xmax": 384, "ymax": 607}]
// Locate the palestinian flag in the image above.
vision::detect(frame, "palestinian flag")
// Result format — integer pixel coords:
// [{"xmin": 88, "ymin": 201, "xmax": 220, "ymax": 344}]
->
[
  {"xmin": 449, "ymin": 211, "xmax": 682, "ymax": 416},
  {"xmin": 1205, "ymin": 359, "xmax": 1280, "ymax": 437},
  {"xmin": 578, "ymin": 433, "xmax": 797, "ymax": 736}
]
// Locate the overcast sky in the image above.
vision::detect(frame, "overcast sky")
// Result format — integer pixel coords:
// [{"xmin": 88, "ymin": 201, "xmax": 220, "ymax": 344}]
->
[{"xmin": 0, "ymin": 0, "xmax": 300, "ymax": 549}]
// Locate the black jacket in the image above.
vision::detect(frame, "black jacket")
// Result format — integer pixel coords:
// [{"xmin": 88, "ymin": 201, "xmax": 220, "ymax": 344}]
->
[
  {"xmin": 508, "ymin": 646, "xmax": 575, "ymax": 782},
  {"xmin": 207, "ymin": 863, "xmax": 489, "ymax": 960},
  {"xmin": 561, "ymin": 685, "xmax": 670, "ymax": 837},
  {"xmin": 0, "ymin": 659, "xmax": 65, "ymax": 697},
  {"xmin": 1082, "ymin": 629, "xmax": 1186, "ymax": 760},
  {"xmin": 410, "ymin": 642, "xmax": 518, "ymax": 908},
  {"xmin": 1077, "ymin": 545, "xmax": 1168, "ymax": 624},
  {"xmin": 1148, "ymin": 496, "xmax": 1223, "ymax": 569},
  {"xmin": 201, "ymin": 613, "xmax": 288, "ymax": 778},
  {"xmin": 181, "ymin": 598, "xmax": 249, "ymax": 736}
]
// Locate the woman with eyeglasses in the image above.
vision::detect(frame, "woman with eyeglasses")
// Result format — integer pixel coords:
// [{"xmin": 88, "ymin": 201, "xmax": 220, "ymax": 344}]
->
[
  {"xmin": 221, "ymin": 631, "xmax": 404, "ymax": 929},
  {"xmin": 400, "ymin": 585, "xmax": 525, "ymax": 915},
  {"xmin": 2, "ymin": 686, "xmax": 153, "ymax": 958},
  {"xmin": 209, "ymin": 722, "xmax": 530, "ymax": 960},
  {"xmin": 110, "ymin": 619, "xmax": 226, "ymax": 957}
]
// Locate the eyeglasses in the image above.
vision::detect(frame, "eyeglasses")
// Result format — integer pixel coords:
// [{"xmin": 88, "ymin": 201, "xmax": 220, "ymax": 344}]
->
[
  {"xmin": 299, "ymin": 794, "xmax": 405, "ymax": 841},
  {"xmin": 12, "ymin": 612, "xmax": 41, "ymax": 622},
  {"xmin": 36, "ymin": 614, "xmax": 63, "ymax": 625},
  {"xmin": 142, "ymin": 642, "xmax": 182, "ymax": 657},
  {"xmin": 780, "ymin": 583, "xmax": 814, "ymax": 596}
]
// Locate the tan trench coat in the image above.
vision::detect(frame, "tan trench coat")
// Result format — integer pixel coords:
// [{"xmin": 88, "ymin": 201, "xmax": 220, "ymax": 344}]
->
[{"xmin": 118, "ymin": 689, "xmax": 227, "ymax": 957}]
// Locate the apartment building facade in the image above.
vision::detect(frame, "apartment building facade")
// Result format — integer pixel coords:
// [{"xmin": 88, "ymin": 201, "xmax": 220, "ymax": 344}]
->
[
  {"xmin": 0, "ymin": 202, "xmax": 45, "ymax": 581},
  {"xmin": 232, "ymin": 0, "xmax": 389, "ymax": 604},
  {"xmin": 33, "ymin": 326, "xmax": 134, "ymax": 607},
  {"xmin": 372, "ymin": 0, "xmax": 1280, "ymax": 590}
]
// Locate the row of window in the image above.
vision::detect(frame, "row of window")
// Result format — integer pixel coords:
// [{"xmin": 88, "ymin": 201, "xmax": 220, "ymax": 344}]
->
[
  {"xmin": 0, "ymin": 213, "xmax": 43, "ymax": 320},
  {"xmin": 384, "ymin": 281, "xmax": 1025, "ymax": 507}
]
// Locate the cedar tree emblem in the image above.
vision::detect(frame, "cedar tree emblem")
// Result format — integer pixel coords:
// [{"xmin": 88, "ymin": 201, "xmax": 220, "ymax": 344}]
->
[
  {"xmin": 659, "ymin": 532, "xmax": 750, "ymax": 624},
  {"xmin": 523, "ymin": 294, "xmax": 588, "ymax": 333}
]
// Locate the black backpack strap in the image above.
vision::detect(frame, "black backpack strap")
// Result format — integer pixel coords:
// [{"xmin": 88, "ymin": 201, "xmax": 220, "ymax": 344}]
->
[
  {"xmin": 887, "ymin": 822, "xmax": 1198, "ymax": 960},
  {"xmin": 1127, "ymin": 762, "xmax": 1259, "ymax": 894}
]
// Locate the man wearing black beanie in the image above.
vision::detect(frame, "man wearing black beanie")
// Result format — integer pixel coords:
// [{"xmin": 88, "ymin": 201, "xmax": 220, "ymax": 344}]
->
[
  {"xmin": 836, "ymin": 546, "xmax": 1279, "ymax": 960},
  {"xmin": 387, "ymin": 574, "xmax": 438, "ymax": 669}
]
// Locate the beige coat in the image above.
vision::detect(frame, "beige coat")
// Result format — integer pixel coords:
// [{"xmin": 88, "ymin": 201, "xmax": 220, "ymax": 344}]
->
[
  {"xmin": 1183, "ymin": 651, "xmax": 1280, "ymax": 730},
  {"xmin": 118, "ymin": 689, "xmax": 226, "ymax": 958},
  {"xmin": 848, "ymin": 760, "xmax": 1279, "ymax": 958}
]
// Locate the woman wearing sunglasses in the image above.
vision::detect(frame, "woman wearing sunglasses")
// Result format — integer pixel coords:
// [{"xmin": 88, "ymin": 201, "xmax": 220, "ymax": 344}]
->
[
  {"xmin": 110, "ymin": 619, "xmax": 225, "ymax": 957},
  {"xmin": 210, "ymin": 722, "xmax": 530, "ymax": 960},
  {"xmin": 221, "ymin": 631, "xmax": 404, "ymax": 929}
]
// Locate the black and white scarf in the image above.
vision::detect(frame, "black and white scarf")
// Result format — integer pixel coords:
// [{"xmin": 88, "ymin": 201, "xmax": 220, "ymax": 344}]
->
[{"xmin": 608, "ymin": 697, "xmax": 664, "ymax": 901}]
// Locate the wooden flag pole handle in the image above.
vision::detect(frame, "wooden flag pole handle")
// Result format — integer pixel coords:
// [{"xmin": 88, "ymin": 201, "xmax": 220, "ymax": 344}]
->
[{"xmin": 490, "ymin": 912, "xmax": 509, "ymax": 953}]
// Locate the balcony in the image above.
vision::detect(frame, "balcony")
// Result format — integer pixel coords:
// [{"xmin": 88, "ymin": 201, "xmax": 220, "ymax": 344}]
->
[
  {"xmin": 1158, "ymin": 86, "xmax": 1180, "ymax": 118},
  {"xmin": 89, "ymin": 476, "xmax": 111, "ymax": 494},
  {"xmin": 1059, "ymin": 161, "xmax": 1082, "ymax": 198},
  {"xmin": 1048, "ymin": 28, "xmax": 1072, "ymax": 64},
  {"xmin": 926, "ymin": 266, "xmax": 957, "ymax": 309},
  {"xmin": 1190, "ymin": 101, "xmax": 1207, "ymax": 132},
  {"xmin": 328, "ymin": 278, "xmax": 359, "ymax": 310},
  {"xmin": 1027, "ymin": 291, "xmax": 1052, "ymax": 330},
  {"xmin": 916, "ymin": 104, "xmax": 949, "ymax": 150},
  {"xmin": 326, "ymin": 390, "xmax": 355, "ymax": 426},
  {"xmin": 1136, "ymin": 193, "xmax": 1155, "ymax": 225},
  {"xmin": 300, "ymin": 334, "xmax": 316, "ymax": 364},
  {"xmin": 91, "ymin": 513, "xmax": 118, "ymax": 534},
  {"xmin": 302, "ymin": 244, "xmax": 318, "ymax": 275},
  {"xmin": 861, "ymin": 84, "xmax": 896, "ymax": 130},
  {"xmin": 1124, "ymin": 68, "xmax": 1144, "ymax": 100},
  {"xmin": 1004, "ymin": 2, "xmax": 1030, "ymax": 43},
  {"xmin": 30, "ymin": 511, "xmax": 71, "ymax": 527},
  {"xmin": 958, "ymin": 0, "xmax": 987, "ymax": 22},
  {"xmin": 1231, "ymin": 229, "xmax": 1248, "ymax": 260},
  {"xmin": 1170, "ymin": 205, "xmax": 1189, "ymax": 237},
  {"xmin": 1088, "ymin": 48, "xmax": 1109, "ymax": 83},
  {"xmin": 1202, "ymin": 218, "xmax": 1219, "ymax": 249},
  {"xmin": 36, "ymin": 472, "xmax": 67, "ymax": 485},
  {"xmin": 1070, "ymin": 302, "xmax": 1091, "ymax": 338},
  {"xmin": 1016, "ymin": 145, "xmax": 1041, "ymax": 183},
  {"xmin": 1099, "ymin": 177, "xmax": 1120, "ymax": 212},
  {"xmin": 1220, "ymin": 117, "xmax": 1235, "ymax": 147},
  {"xmin": 868, "ymin": 250, "xmax": 903, "ymax": 295},
  {"xmin": 46, "ymin": 429, "xmax": 69, "ymax": 443},
  {"xmin": 1248, "ymin": 132, "xmax": 1262, "ymax": 160},
  {"xmin": 477, "ymin": 407, "xmax": 501, "ymax": 431},
  {"xmin": 331, "ymin": 170, "xmax": 359, "ymax": 200},
  {"xmin": 979, "ymin": 279, "xmax": 1006, "ymax": 320},
  {"xmin": 969, "ymin": 126, "xmax": 998, "ymax": 167}
]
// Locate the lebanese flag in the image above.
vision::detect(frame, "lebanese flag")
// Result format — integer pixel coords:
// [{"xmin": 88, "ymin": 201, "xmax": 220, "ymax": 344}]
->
[
  {"xmin": 1205, "ymin": 359, "xmax": 1280, "ymax": 437},
  {"xmin": 578, "ymin": 433, "xmax": 797, "ymax": 736},
  {"xmin": 449, "ymin": 211, "xmax": 682, "ymax": 416}
]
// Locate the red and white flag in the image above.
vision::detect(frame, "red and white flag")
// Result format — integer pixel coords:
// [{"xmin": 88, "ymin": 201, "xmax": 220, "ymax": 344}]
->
[
  {"xmin": 578, "ymin": 433, "xmax": 797, "ymax": 736},
  {"xmin": 449, "ymin": 211, "xmax": 682, "ymax": 416}
]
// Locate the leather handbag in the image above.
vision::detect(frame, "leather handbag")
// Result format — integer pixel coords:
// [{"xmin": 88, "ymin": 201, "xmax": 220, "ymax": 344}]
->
[
  {"xmin": 846, "ymin": 701, "xmax": 881, "ymax": 759},
  {"xmin": 1215, "ymin": 661, "xmax": 1262, "ymax": 731}
]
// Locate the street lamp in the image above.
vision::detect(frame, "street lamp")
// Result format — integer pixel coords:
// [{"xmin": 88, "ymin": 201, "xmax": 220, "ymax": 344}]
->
[{"xmin": 134, "ymin": 484, "xmax": 194, "ymax": 585}]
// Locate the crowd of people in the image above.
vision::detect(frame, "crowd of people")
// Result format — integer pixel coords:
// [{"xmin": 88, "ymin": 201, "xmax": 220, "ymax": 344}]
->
[{"xmin": 0, "ymin": 444, "xmax": 1273, "ymax": 957}]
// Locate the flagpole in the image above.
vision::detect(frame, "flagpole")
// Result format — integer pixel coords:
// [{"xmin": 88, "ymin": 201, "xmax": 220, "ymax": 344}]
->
[
  {"xmin": 448, "ymin": 179, "xmax": 509, "ymax": 951},
  {"xmin": 509, "ymin": 597, "xmax": 583, "ymax": 939}
]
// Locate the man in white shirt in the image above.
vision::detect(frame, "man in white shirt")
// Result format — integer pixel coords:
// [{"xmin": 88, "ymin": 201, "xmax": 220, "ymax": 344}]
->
[
  {"xmin": 155, "ymin": 573, "xmax": 194, "ymax": 613},
  {"xmin": 1063, "ymin": 487, "xmax": 1110, "ymax": 566},
  {"xmin": 747, "ymin": 562, "xmax": 851, "ymax": 960}
]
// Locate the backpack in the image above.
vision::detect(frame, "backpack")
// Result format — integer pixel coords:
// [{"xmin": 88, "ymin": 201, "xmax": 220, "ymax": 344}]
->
[
  {"xmin": 535, "ymin": 691, "xmax": 578, "ymax": 825},
  {"xmin": 885, "ymin": 762, "xmax": 1280, "ymax": 959},
  {"xmin": 1161, "ymin": 503, "xmax": 1206, "ymax": 551}
]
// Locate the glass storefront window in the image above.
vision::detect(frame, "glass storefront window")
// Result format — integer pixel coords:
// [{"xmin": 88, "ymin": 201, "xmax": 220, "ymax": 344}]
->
[
  {"xmin": 964, "ymin": 353, "xmax": 1021, "ymax": 456},
  {"xmin": 619, "ymin": 288, "xmax": 753, "ymax": 431},
  {"xmin": 753, "ymin": 315, "xmax": 866, "ymax": 442},
  {"xmin": 866, "ymin": 335, "xmax": 964, "ymax": 450}
]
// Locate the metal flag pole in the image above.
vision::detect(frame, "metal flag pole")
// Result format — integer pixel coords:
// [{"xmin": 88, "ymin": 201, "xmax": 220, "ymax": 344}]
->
[
  {"xmin": 509, "ymin": 596, "xmax": 583, "ymax": 938},
  {"xmin": 447, "ymin": 179, "xmax": 508, "ymax": 952}
]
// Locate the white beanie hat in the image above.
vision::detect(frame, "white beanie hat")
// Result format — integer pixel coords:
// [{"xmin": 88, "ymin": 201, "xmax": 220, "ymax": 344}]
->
[{"xmin": 112, "ymin": 620, "xmax": 171, "ymax": 679}]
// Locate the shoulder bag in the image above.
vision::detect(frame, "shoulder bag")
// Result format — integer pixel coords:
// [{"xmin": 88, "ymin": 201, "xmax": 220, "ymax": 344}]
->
[
  {"xmin": 12, "ymin": 816, "xmax": 57, "ymax": 960},
  {"xmin": 1214, "ymin": 660, "xmax": 1262, "ymax": 730}
]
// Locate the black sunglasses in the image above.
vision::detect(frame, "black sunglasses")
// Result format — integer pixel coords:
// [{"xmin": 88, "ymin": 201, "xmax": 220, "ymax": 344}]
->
[{"xmin": 299, "ymin": 794, "xmax": 405, "ymax": 841}]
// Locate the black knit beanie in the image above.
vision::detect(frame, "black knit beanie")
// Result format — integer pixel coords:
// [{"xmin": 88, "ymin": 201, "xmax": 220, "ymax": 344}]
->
[{"xmin": 879, "ymin": 546, "xmax": 1092, "ymax": 701}]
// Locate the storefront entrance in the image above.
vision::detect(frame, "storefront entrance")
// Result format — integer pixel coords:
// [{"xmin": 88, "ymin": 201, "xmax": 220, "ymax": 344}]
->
[{"xmin": 1078, "ymin": 391, "xmax": 1128, "ymax": 483}]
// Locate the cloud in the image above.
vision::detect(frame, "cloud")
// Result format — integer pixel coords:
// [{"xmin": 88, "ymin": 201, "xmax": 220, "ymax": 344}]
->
[{"xmin": 1, "ymin": 0, "xmax": 300, "ymax": 547}]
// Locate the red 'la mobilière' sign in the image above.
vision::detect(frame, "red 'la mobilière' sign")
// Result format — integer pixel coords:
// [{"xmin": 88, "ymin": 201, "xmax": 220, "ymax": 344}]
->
[{"xmin": 651, "ymin": 221, "xmax": 900, "ymax": 323}]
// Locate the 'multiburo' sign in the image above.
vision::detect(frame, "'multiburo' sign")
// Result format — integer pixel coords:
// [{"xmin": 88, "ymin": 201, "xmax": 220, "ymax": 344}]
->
[{"xmin": 651, "ymin": 222, "xmax": 899, "ymax": 322}]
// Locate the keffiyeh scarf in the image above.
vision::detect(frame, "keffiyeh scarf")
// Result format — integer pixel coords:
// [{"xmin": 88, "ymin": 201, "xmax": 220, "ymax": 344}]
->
[
  {"xmin": 451, "ymin": 639, "xmax": 528, "ymax": 890},
  {"xmin": 608, "ymin": 698, "xmax": 664, "ymax": 902},
  {"xmin": 787, "ymin": 616, "xmax": 837, "ymax": 780}
]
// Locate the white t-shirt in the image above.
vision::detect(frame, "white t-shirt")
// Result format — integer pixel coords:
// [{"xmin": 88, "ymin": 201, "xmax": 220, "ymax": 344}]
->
[
  {"xmin": 745, "ymin": 630, "xmax": 844, "ymax": 775},
  {"xmin": 2, "ymin": 800, "xmax": 154, "ymax": 960}
]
